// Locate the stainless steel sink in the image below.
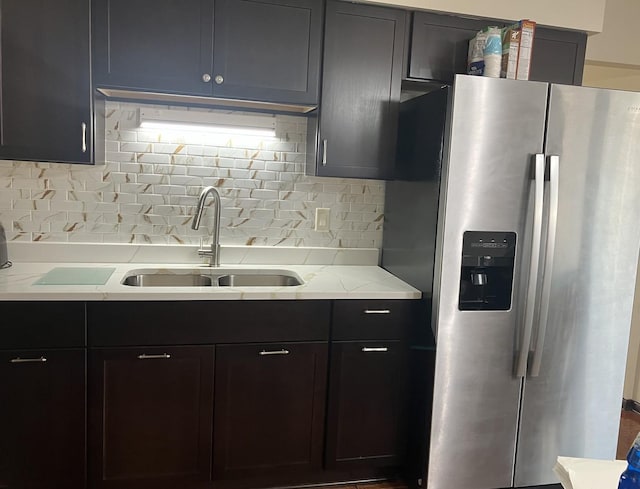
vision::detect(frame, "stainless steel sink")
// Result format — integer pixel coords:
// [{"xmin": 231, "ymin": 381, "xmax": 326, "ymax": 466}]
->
[
  {"xmin": 217, "ymin": 273, "xmax": 302, "ymax": 287},
  {"xmin": 121, "ymin": 268, "xmax": 303, "ymax": 287},
  {"xmin": 122, "ymin": 273, "xmax": 213, "ymax": 287}
]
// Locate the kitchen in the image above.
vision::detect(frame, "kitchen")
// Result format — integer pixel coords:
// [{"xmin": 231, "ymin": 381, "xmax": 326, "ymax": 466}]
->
[{"xmin": 0, "ymin": 1, "xmax": 639, "ymax": 489}]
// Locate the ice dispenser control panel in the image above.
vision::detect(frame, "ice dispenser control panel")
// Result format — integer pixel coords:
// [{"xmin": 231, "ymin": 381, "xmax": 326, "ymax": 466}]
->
[{"xmin": 459, "ymin": 231, "xmax": 516, "ymax": 311}]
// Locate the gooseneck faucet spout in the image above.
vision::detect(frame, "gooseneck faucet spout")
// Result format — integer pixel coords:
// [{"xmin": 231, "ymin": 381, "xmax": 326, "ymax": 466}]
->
[{"xmin": 191, "ymin": 186, "xmax": 221, "ymax": 267}]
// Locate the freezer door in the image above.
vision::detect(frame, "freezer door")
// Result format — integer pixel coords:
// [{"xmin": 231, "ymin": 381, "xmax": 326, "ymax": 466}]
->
[
  {"xmin": 515, "ymin": 85, "xmax": 640, "ymax": 486},
  {"xmin": 427, "ymin": 76, "xmax": 549, "ymax": 489}
]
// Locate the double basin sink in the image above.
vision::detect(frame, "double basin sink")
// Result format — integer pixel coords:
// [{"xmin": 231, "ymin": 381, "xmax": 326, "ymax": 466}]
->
[{"xmin": 122, "ymin": 268, "xmax": 303, "ymax": 287}]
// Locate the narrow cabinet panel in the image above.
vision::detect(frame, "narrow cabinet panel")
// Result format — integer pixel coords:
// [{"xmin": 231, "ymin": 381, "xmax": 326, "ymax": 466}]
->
[
  {"xmin": 212, "ymin": 0, "xmax": 323, "ymax": 105},
  {"xmin": 213, "ymin": 342, "xmax": 328, "ymax": 479},
  {"xmin": 0, "ymin": 301, "xmax": 85, "ymax": 349},
  {"xmin": 326, "ymin": 341, "xmax": 409, "ymax": 468},
  {"xmin": 92, "ymin": 0, "xmax": 214, "ymax": 95},
  {"xmin": 0, "ymin": 0, "xmax": 93, "ymax": 163},
  {"xmin": 88, "ymin": 346, "xmax": 214, "ymax": 489},
  {"xmin": 311, "ymin": 1, "xmax": 406, "ymax": 179},
  {"xmin": 0, "ymin": 349, "xmax": 86, "ymax": 489}
]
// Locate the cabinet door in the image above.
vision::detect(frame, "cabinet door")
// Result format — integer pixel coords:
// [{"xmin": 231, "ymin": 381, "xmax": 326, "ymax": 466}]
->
[
  {"xmin": 88, "ymin": 346, "xmax": 214, "ymax": 489},
  {"xmin": 212, "ymin": 0, "xmax": 322, "ymax": 105},
  {"xmin": 326, "ymin": 341, "xmax": 409, "ymax": 468},
  {"xmin": 213, "ymin": 342, "xmax": 328, "ymax": 479},
  {"xmin": 529, "ymin": 27, "xmax": 586, "ymax": 85},
  {"xmin": 0, "ymin": 349, "xmax": 86, "ymax": 489},
  {"xmin": 314, "ymin": 1, "xmax": 407, "ymax": 179},
  {"xmin": 93, "ymin": 0, "xmax": 214, "ymax": 95},
  {"xmin": 408, "ymin": 12, "xmax": 489, "ymax": 82},
  {"xmin": 0, "ymin": 0, "xmax": 93, "ymax": 163}
]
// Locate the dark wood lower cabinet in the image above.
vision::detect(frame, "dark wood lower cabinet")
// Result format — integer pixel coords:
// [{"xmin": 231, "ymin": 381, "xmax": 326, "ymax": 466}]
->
[
  {"xmin": 326, "ymin": 341, "xmax": 409, "ymax": 469},
  {"xmin": 88, "ymin": 346, "xmax": 214, "ymax": 489},
  {"xmin": 0, "ymin": 349, "xmax": 86, "ymax": 489},
  {"xmin": 213, "ymin": 342, "xmax": 328, "ymax": 480},
  {"xmin": 0, "ymin": 300, "xmax": 420, "ymax": 489}
]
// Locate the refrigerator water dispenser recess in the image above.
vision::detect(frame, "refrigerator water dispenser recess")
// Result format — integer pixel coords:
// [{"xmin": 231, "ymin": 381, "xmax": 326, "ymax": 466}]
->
[{"xmin": 459, "ymin": 231, "xmax": 516, "ymax": 311}]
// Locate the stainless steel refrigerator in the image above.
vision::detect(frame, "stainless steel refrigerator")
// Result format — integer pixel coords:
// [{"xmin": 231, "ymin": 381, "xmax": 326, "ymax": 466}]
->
[{"xmin": 383, "ymin": 75, "xmax": 640, "ymax": 489}]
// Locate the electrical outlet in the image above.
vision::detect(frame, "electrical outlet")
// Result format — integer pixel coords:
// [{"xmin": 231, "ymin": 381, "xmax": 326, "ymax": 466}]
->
[{"xmin": 314, "ymin": 208, "xmax": 330, "ymax": 232}]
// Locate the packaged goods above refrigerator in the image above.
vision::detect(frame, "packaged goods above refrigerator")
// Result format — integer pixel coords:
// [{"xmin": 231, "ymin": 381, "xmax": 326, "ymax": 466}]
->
[{"xmin": 467, "ymin": 20, "xmax": 537, "ymax": 80}]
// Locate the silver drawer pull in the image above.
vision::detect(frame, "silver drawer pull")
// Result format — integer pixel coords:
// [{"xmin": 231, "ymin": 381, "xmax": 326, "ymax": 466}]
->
[
  {"xmin": 364, "ymin": 309, "xmax": 391, "ymax": 314},
  {"xmin": 137, "ymin": 353, "xmax": 171, "ymax": 360},
  {"xmin": 81, "ymin": 122, "xmax": 87, "ymax": 153},
  {"xmin": 11, "ymin": 357, "xmax": 47, "ymax": 363},
  {"xmin": 362, "ymin": 347, "xmax": 388, "ymax": 353},
  {"xmin": 259, "ymin": 349, "xmax": 290, "ymax": 356},
  {"xmin": 322, "ymin": 139, "xmax": 328, "ymax": 166}
]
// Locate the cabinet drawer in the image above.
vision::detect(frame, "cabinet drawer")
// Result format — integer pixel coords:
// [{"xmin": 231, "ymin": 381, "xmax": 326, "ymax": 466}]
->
[
  {"xmin": 0, "ymin": 302, "xmax": 85, "ymax": 349},
  {"xmin": 332, "ymin": 300, "xmax": 416, "ymax": 340},
  {"xmin": 88, "ymin": 300, "xmax": 331, "ymax": 346}
]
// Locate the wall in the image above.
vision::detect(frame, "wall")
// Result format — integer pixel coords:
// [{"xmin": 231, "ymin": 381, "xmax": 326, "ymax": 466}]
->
[
  {"xmin": 360, "ymin": 0, "xmax": 606, "ymax": 33},
  {"xmin": 0, "ymin": 102, "xmax": 384, "ymax": 249},
  {"xmin": 628, "ymin": 269, "xmax": 640, "ymax": 402},
  {"xmin": 585, "ymin": 0, "xmax": 640, "ymax": 66},
  {"xmin": 583, "ymin": 62, "xmax": 640, "ymax": 90},
  {"xmin": 582, "ymin": 67, "xmax": 640, "ymax": 402}
]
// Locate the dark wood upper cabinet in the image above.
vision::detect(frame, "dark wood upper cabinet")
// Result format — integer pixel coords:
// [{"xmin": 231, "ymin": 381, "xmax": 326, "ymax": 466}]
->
[
  {"xmin": 407, "ymin": 12, "xmax": 586, "ymax": 86},
  {"xmin": 213, "ymin": 342, "xmax": 328, "ymax": 480},
  {"xmin": 529, "ymin": 27, "xmax": 586, "ymax": 85},
  {"xmin": 0, "ymin": 0, "xmax": 94, "ymax": 164},
  {"xmin": 307, "ymin": 1, "xmax": 407, "ymax": 180},
  {"xmin": 325, "ymin": 340, "xmax": 409, "ymax": 469},
  {"xmin": 408, "ymin": 12, "xmax": 489, "ymax": 83},
  {"xmin": 93, "ymin": 0, "xmax": 323, "ymax": 105},
  {"xmin": 212, "ymin": 0, "xmax": 323, "ymax": 105},
  {"xmin": 92, "ymin": 0, "xmax": 214, "ymax": 95},
  {"xmin": 0, "ymin": 349, "xmax": 86, "ymax": 489},
  {"xmin": 88, "ymin": 346, "xmax": 214, "ymax": 489}
]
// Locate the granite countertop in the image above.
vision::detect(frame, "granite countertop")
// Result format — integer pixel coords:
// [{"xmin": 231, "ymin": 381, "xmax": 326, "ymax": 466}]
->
[{"xmin": 0, "ymin": 243, "xmax": 421, "ymax": 301}]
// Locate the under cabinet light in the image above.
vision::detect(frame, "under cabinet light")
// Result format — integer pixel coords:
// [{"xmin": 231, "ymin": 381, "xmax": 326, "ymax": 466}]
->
[{"xmin": 137, "ymin": 108, "xmax": 277, "ymax": 137}]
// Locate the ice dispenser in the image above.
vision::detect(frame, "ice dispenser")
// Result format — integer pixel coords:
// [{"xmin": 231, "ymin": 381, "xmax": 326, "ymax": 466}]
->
[{"xmin": 459, "ymin": 231, "xmax": 516, "ymax": 311}]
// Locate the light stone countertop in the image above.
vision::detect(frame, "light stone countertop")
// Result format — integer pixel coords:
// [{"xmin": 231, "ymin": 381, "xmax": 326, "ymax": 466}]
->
[{"xmin": 0, "ymin": 243, "xmax": 421, "ymax": 301}]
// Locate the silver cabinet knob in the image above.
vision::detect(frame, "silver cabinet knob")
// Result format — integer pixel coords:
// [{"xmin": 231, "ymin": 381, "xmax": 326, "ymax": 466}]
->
[
  {"xmin": 202, "ymin": 73, "xmax": 212, "ymax": 83},
  {"xmin": 214, "ymin": 74, "xmax": 224, "ymax": 85}
]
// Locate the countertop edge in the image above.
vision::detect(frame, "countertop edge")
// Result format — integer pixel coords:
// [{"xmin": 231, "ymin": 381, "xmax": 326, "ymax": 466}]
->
[{"xmin": 0, "ymin": 262, "xmax": 422, "ymax": 301}]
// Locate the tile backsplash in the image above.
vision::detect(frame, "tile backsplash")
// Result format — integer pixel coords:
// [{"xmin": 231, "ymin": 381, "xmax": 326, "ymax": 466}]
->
[{"xmin": 0, "ymin": 102, "xmax": 384, "ymax": 248}]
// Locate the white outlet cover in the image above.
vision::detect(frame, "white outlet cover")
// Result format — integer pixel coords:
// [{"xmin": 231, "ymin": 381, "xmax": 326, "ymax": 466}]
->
[{"xmin": 315, "ymin": 208, "xmax": 330, "ymax": 232}]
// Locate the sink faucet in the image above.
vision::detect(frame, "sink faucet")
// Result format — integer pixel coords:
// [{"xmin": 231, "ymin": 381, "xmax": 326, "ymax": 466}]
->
[{"xmin": 191, "ymin": 186, "xmax": 221, "ymax": 267}]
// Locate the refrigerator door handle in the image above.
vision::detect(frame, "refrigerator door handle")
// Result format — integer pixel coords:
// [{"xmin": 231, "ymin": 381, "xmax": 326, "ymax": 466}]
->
[
  {"xmin": 529, "ymin": 155, "xmax": 560, "ymax": 377},
  {"xmin": 516, "ymin": 153, "xmax": 546, "ymax": 378}
]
